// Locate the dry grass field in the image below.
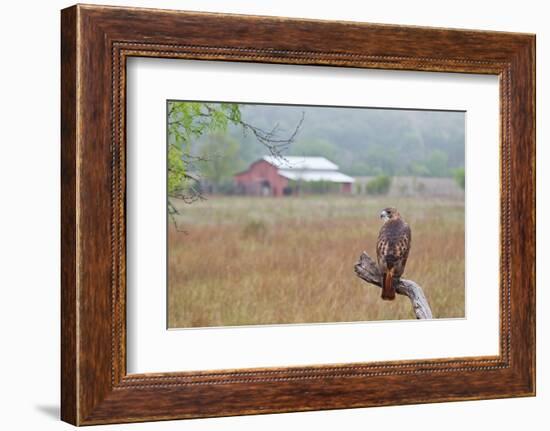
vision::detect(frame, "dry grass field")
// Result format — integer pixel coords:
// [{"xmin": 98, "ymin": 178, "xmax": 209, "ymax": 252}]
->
[{"xmin": 168, "ymin": 195, "xmax": 465, "ymax": 328}]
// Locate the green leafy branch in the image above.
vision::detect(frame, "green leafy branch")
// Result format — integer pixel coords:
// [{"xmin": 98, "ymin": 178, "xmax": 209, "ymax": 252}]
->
[{"xmin": 167, "ymin": 101, "xmax": 304, "ymax": 229}]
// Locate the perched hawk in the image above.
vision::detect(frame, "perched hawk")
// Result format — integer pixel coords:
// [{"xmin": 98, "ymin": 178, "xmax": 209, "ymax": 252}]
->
[{"xmin": 376, "ymin": 207, "xmax": 412, "ymax": 301}]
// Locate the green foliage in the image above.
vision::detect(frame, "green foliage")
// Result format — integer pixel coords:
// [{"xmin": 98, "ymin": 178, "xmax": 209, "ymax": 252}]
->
[
  {"xmin": 167, "ymin": 143, "xmax": 186, "ymax": 195},
  {"xmin": 363, "ymin": 145, "xmax": 399, "ymax": 176},
  {"xmin": 453, "ymin": 167, "xmax": 465, "ymax": 190},
  {"xmin": 405, "ymin": 150, "xmax": 452, "ymax": 177},
  {"xmin": 198, "ymin": 133, "xmax": 244, "ymax": 186},
  {"xmin": 346, "ymin": 160, "xmax": 371, "ymax": 177},
  {"xmin": 409, "ymin": 161, "xmax": 431, "ymax": 177},
  {"xmin": 288, "ymin": 139, "xmax": 339, "ymax": 161},
  {"xmin": 366, "ymin": 175, "xmax": 392, "ymax": 195},
  {"xmin": 424, "ymin": 149, "xmax": 449, "ymax": 177},
  {"xmin": 167, "ymin": 101, "xmax": 242, "ymax": 195},
  {"xmin": 168, "ymin": 102, "xmax": 241, "ymax": 146}
]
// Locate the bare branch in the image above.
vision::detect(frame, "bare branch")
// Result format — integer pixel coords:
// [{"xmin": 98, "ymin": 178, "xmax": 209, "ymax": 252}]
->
[
  {"xmin": 239, "ymin": 111, "xmax": 305, "ymax": 158},
  {"xmin": 354, "ymin": 251, "xmax": 433, "ymax": 319},
  {"xmin": 167, "ymin": 199, "xmax": 188, "ymax": 233}
]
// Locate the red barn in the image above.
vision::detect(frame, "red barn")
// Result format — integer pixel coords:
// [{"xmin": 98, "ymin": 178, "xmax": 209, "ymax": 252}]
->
[{"xmin": 234, "ymin": 156, "xmax": 354, "ymax": 197}]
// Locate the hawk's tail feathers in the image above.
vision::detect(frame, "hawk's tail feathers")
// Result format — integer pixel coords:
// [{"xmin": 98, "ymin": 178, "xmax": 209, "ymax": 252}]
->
[{"xmin": 381, "ymin": 271, "xmax": 396, "ymax": 301}]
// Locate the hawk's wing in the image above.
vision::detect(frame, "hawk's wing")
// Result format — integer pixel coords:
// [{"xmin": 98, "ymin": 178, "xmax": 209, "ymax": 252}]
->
[
  {"xmin": 399, "ymin": 223, "xmax": 412, "ymax": 270},
  {"xmin": 376, "ymin": 221, "xmax": 411, "ymax": 276},
  {"xmin": 376, "ymin": 229, "xmax": 389, "ymax": 266}
]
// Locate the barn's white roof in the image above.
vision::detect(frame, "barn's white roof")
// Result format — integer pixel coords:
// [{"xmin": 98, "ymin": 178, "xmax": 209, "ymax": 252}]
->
[
  {"xmin": 278, "ymin": 170, "xmax": 355, "ymax": 183},
  {"xmin": 262, "ymin": 156, "xmax": 354, "ymax": 183},
  {"xmin": 262, "ymin": 156, "xmax": 339, "ymax": 171}
]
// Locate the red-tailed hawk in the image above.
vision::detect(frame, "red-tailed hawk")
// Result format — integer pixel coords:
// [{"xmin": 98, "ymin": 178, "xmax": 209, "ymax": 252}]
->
[{"xmin": 376, "ymin": 207, "xmax": 412, "ymax": 300}]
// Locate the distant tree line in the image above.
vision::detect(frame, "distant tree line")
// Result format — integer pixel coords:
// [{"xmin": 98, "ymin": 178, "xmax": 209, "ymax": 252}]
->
[
  {"xmin": 285, "ymin": 140, "xmax": 463, "ymax": 178},
  {"xmin": 176, "ymin": 104, "xmax": 466, "ymax": 197},
  {"xmin": 222, "ymin": 105, "xmax": 465, "ymax": 179}
]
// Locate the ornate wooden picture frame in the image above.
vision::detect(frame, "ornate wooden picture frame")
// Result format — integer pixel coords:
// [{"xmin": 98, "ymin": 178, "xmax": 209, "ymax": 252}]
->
[{"xmin": 61, "ymin": 4, "xmax": 535, "ymax": 425}]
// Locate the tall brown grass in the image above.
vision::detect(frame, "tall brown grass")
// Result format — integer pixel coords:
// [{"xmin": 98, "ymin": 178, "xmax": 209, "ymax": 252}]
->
[{"xmin": 168, "ymin": 195, "xmax": 465, "ymax": 328}]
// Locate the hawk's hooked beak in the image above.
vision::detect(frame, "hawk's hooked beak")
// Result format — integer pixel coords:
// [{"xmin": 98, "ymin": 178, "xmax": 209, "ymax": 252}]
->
[{"xmin": 380, "ymin": 210, "xmax": 389, "ymax": 221}]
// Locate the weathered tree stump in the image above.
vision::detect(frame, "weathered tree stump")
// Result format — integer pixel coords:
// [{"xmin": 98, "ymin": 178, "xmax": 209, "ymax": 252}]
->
[{"xmin": 354, "ymin": 251, "xmax": 433, "ymax": 319}]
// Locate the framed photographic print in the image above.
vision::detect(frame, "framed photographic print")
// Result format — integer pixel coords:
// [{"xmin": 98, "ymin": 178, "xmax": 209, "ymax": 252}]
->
[{"xmin": 61, "ymin": 4, "xmax": 535, "ymax": 425}]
